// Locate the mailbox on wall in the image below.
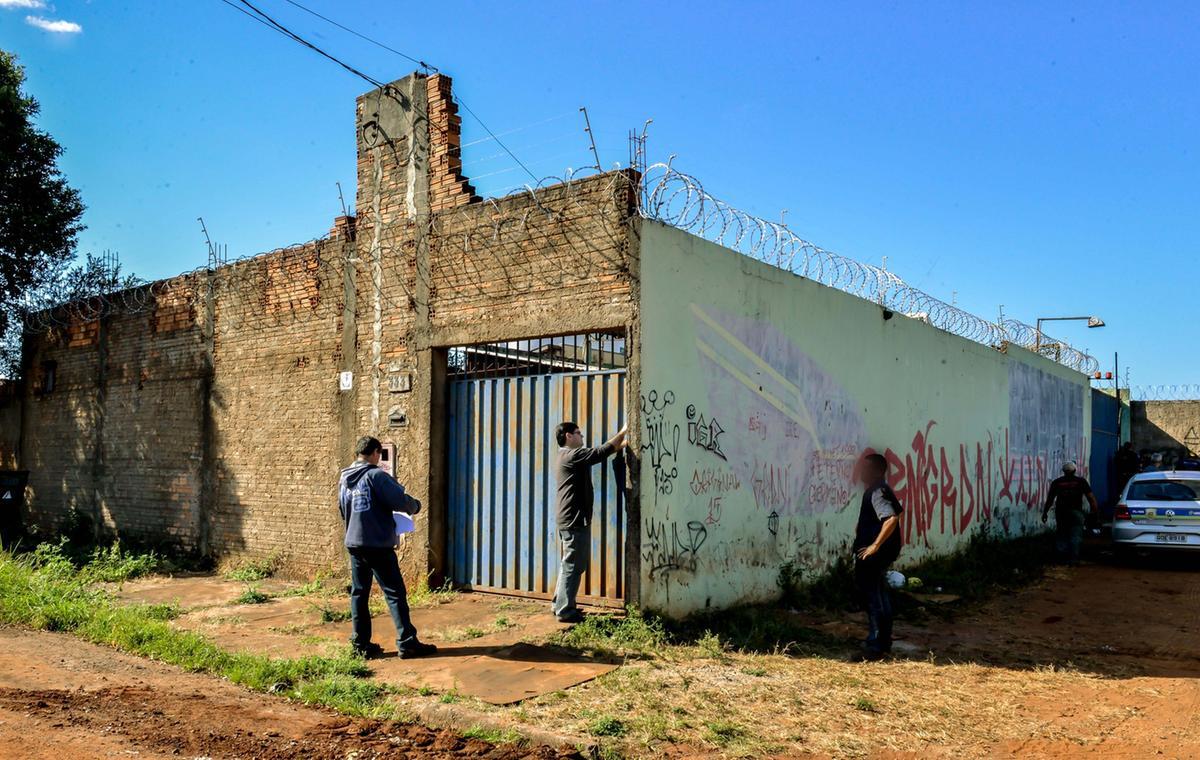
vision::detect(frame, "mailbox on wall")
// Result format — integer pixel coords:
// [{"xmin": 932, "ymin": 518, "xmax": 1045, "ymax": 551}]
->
[{"xmin": 379, "ymin": 442, "xmax": 396, "ymax": 479}]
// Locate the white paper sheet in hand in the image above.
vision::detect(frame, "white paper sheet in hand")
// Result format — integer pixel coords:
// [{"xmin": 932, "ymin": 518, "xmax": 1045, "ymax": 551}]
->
[{"xmin": 393, "ymin": 512, "xmax": 415, "ymax": 536}]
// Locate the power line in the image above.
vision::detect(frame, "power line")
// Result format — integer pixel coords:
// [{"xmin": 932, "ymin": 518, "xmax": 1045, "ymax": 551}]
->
[
  {"xmin": 279, "ymin": 0, "xmax": 436, "ymax": 73},
  {"xmin": 456, "ymin": 97, "xmax": 537, "ymax": 182},
  {"xmin": 221, "ymin": 0, "xmax": 385, "ymax": 88},
  {"xmin": 218, "ymin": 0, "xmax": 539, "ymax": 182}
]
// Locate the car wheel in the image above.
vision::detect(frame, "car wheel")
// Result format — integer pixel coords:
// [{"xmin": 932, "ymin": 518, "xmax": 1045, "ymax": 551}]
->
[{"xmin": 1112, "ymin": 544, "xmax": 1134, "ymax": 565}]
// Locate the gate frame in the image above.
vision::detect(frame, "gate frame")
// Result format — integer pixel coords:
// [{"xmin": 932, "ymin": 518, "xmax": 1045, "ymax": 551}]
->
[{"xmin": 437, "ymin": 330, "xmax": 640, "ymax": 609}]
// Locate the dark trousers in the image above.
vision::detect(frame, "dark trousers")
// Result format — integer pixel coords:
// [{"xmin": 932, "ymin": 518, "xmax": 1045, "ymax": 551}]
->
[
  {"xmin": 348, "ymin": 546, "xmax": 418, "ymax": 651},
  {"xmin": 854, "ymin": 557, "xmax": 894, "ymax": 655},
  {"xmin": 1054, "ymin": 509, "xmax": 1086, "ymax": 565}
]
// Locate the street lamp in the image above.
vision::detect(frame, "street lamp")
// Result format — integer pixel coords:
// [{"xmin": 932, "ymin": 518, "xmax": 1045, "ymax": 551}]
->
[{"xmin": 1035, "ymin": 315, "xmax": 1106, "ymax": 352}]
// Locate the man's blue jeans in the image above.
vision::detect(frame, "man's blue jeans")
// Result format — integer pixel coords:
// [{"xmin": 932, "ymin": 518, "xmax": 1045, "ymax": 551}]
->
[
  {"xmin": 347, "ymin": 546, "xmax": 418, "ymax": 652},
  {"xmin": 552, "ymin": 526, "xmax": 590, "ymax": 618},
  {"xmin": 854, "ymin": 556, "xmax": 894, "ymax": 655}
]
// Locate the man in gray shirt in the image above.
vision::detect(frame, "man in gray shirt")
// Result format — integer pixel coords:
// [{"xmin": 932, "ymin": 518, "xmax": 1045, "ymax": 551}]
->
[{"xmin": 552, "ymin": 421, "xmax": 627, "ymax": 622}]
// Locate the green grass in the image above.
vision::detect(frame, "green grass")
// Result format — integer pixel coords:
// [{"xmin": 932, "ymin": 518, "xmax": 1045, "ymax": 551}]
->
[
  {"xmin": 903, "ymin": 530, "xmax": 1053, "ymax": 603},
  {"xmin": 234, "ymin": 585, "xmax": 272, "ymax": 605},
  {"xmin": 224, "ymin": 552, "xmax": 281, "ymax": 583},
  {"xmin": 555, "ymin": 607, "xmax": 667, "ymax": 654},
  {"xmin": 282, "ymin": 575, "xmax": 331, "ymax": 598},
  {"xmin": 555, "ymin": 604, "xmax": 845, "ymax": 658},
  {"xmin": 408, "ymin": 575, "xmax": 458, "ymax": 609},
  {"xmin": 778, "ymin": 552, "xmax": 857, "ymax": 612},
  {"xmin": 703, "ymin": 719, "xmax": 744, "ymax": 747},
  {"xmin": 461, "ymin": 725, "xmax": 523, "ymax": 744},
  {"xmin": 0, "ymin": 543, "xmax": 402, "ymax": 720},
  {"xmin": 313, "ymin": 602, "xmax": 352, "ymax": 623},
  {"xmin": 588, "ymin": 715, "xmax": 627, "ymax": 737},
  {"xmin": 854, "ymin": 696, "xmax": 878, "ymax": 713}
]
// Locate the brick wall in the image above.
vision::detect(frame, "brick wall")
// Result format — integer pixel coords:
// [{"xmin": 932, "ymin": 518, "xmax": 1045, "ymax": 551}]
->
[
  {"xmin": 20, "ymin": 277, "xmax": 208, "ymax": 546},
  {"xmin": 14, "ymin": 71, "xmax": 640, "ymax": 584},
  {"xmin": 207, "ymin": 236, "xmax": 352, "ymax": 574}
]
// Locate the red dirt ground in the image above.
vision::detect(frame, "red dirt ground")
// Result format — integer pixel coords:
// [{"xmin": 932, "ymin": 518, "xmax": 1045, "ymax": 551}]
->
[
  {"xmin": 0, "ymin": 627, "xmax": 581, "ymax": 759},
  {"xmin": 7, "ymin": 555, "xmax": 1200, "ymax": 758}
]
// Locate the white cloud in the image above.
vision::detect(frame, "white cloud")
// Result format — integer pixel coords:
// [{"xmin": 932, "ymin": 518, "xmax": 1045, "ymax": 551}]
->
[
  {"xmin": 25, "ymin": 15, "xmax": 81, "ymax": 33},
  {"xmin": 0, "ymin": 0, "xmax": 45, "ymax": 9}
]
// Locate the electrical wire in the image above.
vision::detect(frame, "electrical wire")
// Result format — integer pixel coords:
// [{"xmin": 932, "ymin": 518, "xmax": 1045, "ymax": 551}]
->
[
  {"xmin": 236, "ymin": 0, "xmax": 539, "ymax": 182},
  {"xmin": 454, "ymin": 97, "xmax": 537, "ymax": 181},
  {"xmin": 220, "ymin": 0, "xmax": 386, "ymax": 88},
  {"xmin": 279, "ymin": 0, "xmax": 436, "ymax": 72}
]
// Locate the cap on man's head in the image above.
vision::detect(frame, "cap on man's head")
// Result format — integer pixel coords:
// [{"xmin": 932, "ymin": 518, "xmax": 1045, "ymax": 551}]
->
[{"xmin": 1062, "ymin": 461, "xmax": 1077, "ymax": 473}]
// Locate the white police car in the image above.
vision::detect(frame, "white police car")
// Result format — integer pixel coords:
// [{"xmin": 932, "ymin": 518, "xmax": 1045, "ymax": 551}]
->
[{"xmin": 1112, "ymin": 470, "xmax": 1200, "ymax": 553}]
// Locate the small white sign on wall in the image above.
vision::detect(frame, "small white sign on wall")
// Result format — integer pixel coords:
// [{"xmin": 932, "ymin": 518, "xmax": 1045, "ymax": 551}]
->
[{"xmin": 339, "ymin": 371, "xmax": 353, "ymax": 391}]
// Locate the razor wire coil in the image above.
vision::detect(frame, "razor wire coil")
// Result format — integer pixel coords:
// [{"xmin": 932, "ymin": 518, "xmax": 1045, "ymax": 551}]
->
[{"xmin": 635, "ymin": 163, "xmax": 1099, "ymax": 375}]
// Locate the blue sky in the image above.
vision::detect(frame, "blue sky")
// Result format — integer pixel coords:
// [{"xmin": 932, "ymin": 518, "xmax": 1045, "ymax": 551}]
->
[{"xmin": 2, "ymin": 1, "xmax": 1196, "ymax": 386}]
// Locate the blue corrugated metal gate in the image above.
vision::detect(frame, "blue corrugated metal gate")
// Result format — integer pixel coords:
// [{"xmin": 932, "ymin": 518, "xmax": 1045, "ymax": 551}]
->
[
  {"xmin": 447, "ymin": 370, "xmax": 626, "ymax": 606},
  {"xmin": 1090, "ymin": 388, "xmax": 1120, "ymax": 514}
]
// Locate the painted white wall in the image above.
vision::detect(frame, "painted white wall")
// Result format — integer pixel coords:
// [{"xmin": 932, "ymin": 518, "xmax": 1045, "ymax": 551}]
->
[{"xmin": 638, "ymin": 222, "xmax": 1091, "ymax": 617}]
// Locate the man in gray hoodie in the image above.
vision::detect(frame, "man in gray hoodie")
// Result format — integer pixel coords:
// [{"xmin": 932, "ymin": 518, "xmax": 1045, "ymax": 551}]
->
[{"xmin": 338, "ymin": 436, "xmax": 436, "ymax": 659}]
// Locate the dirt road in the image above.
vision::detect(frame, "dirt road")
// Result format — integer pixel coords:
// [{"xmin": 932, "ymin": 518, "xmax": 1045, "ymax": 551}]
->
[
  {"xmin": 5, "ymin": 556, "xmax": 1200, "ymax": 758},
  {"xmin": 903, "ymin": 555, "xmax": 1200, "ymax": 758},
  {"xmin": 0, "ymin": 626, "xmax": 580, "ymax": 759}
]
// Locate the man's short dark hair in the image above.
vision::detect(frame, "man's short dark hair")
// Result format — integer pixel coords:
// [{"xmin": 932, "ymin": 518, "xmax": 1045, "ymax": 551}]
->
[
  {"xmin": 356, "ymin": 436, "xmax": 383, "ymax": 457},
  {"xmin": 555, "ymin": 421, "xmax": 578, "ymax": 447},
  {"xmin": 865, "ymin": 453, "xmax": 888, "ymax": 472}
]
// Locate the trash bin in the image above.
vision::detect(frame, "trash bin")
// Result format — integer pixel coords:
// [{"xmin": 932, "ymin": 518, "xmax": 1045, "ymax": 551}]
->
[{"xmin": 0, "ymin": 471, "xmax": 28, "ymax": 548}]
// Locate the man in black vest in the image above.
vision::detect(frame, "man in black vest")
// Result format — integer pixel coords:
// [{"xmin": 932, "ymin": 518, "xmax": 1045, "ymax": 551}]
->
[
  {"xmin": 853, "ymin": 453, "xmax": 904, "ymax": 661},
  {"xmin": 1042, "ymin": 462, "xmax": 1098, "ymax": 566}
]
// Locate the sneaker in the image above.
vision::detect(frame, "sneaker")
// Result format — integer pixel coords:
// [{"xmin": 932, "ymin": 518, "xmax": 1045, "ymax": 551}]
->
[
  {"xmin": 398, "ymin": 641, "xmax": 438, "ymax": 659},
  {"xmin": 353, "ymin": 642, "xmax": 386, "ymax": 659},
  {"xmin": 556, "ymin": 610, "xmax": 585, "ymax": 624}
]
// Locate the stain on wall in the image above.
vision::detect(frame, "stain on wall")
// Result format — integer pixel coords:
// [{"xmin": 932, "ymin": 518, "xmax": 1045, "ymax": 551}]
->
[{"xmin": 638, "ymin": 221, "xmax": 1091, "ymax": 616}]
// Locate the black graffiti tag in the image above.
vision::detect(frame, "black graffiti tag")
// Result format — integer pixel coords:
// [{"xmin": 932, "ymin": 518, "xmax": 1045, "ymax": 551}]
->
[
  {"xmin": 641, "ymin": 389, "xmax": 680, "ymax": 502},
  {"xmin": 643, "ymin": 518, "xmax": 708, "ymax": 578},
  {"xmin": 686, "ymin": 404, "xmax": 727, "ymax": 461}
]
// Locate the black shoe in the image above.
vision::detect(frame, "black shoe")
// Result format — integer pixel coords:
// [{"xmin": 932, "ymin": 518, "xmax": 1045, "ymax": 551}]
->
[
  {"xmin": 398, "ymin": 641, "xmax": 438, "ymax": 659},
  {"xmin": 353, "ymin": 642, "xmax": 386, "ymax": 659},
  {"xmin": 556, "ymin": 611, "xmax": 585, "ymax": 624}
]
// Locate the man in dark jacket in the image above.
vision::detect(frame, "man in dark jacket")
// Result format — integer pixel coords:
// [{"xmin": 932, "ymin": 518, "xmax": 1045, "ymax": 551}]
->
[
  {"xmin": 1114, "ymin": 442, "xmax": 1140, "ymax": 498},
  {"xmin": 852, "ymin": 453, "xmax": 904, "ymax": 661},
  {"xmin": 552, "ymin": 421, "xmax": 626, "ymax": 623},
  {"xmin": 1042, "ymin": 462, "xmax": 1098, "ymax": 566},
  {"xmin": 338, "ymin": 436, "xmax": 436, "ymax": 659}
]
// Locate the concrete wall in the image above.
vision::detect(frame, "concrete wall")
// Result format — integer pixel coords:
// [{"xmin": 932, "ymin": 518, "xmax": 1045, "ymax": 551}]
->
[
  {"xmin": 1131, "ymin": 400, "xmax": 1200, "ymax": 465},
  {"xmin": 637, "ymin": 222, "xmax": 1090, "ymax": 616}
]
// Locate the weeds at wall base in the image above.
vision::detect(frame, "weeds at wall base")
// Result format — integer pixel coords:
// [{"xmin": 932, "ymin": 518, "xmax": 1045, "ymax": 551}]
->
[
  {"xmin": 558, "ymin": 532, "xmax": 1057, "ymax": 661},
  {"xmin": 0, "ymin": 543, "xmax": 402, "ymax": 720}
]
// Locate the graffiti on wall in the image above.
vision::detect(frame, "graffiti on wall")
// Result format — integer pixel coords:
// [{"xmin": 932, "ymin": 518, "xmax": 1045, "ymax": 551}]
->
[
  {"xmin": 689, "ymin": 304, "xmax": 869, "ymax": 518},
  {"xmin": 867, "ymin": 422, "xmax": 1089, "ymax": 546},
  {"xmin": 640, "ymin": 302, "xmax": 1089, "ymax": 599},
  {"xmin": 643, "ymin": 517, "xmax": 708, "ymax": 579},
  {"xmin": 686, "ymin": 404, "xmax": 727, "ymax": 460},
  {"xmin": 640, "ymin": 389, "xmax": 680, "ymax": 503}
]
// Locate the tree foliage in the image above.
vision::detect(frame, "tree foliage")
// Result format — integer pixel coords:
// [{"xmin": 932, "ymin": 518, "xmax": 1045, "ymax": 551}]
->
[{"xmin": 0, "ymin": 49, "xmax": 87, "ymax": 376}]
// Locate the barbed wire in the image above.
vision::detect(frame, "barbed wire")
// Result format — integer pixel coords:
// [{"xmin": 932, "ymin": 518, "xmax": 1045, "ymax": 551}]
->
[
  {"xmin": 16, "ymin": 235, "xmax": 352, "ymax": 337},
  {"xmin": 15, "ymin": 162, "xmax": 1099, "ymax": 377},
  {"xmin": 1131, "ymin": 385, "xmax": 1200, "ymax": 401},
  {"xmin": 635, "ymin": 163, "xmax": 1100, "ymax": 375}
]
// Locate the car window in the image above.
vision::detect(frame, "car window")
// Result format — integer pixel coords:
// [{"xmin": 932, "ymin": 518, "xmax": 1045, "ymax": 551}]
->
[{"xmin": 1128, "ymin": 480, "xmax": 1200, "ymax": 501}]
